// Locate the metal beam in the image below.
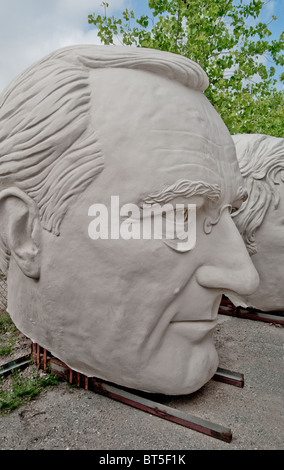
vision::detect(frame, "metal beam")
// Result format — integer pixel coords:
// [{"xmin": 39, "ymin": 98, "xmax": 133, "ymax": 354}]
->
[
  {"xmin": 0, "ymin": 355, "xmax": 32, "ymax": 377},
  {"xmin": 219, "ymin": 297, "xmax": 284, "ymax": 325},
  {"xmin": 27, "ymin": 344, "xmax": 250, "ymax": 442},
  {"xmin": 48, "ymin": 356, "xmax": 232, "ymax": 443},
  {"xmin": 213, "ymin": 367, "xmax": 244, "ymax": 388},
  {"xmin": 1, "ymin": 344, "xmax": 252, "ymax": 443}
]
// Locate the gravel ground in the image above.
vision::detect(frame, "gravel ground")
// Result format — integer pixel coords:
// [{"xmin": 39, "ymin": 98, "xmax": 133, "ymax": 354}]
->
[{"xmin": 0, "ymin": 313, "xmax": 283, "ymax": 451}]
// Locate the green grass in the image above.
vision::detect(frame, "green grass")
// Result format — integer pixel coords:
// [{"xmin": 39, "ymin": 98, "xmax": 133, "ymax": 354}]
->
[
  {"xmin": 0, "ymin": 343, "xmax": 15, "ymax": 356},
  {"xmin": 0, "ymin": 309, "xmax": 60, "ymax": 414},
  {"xmin": 0, "ymin": 311, "xmax": 17, "ymax": 334},
  {"xmin": 0, "ymin": 367, "xmax": 60, "ymax": 414},
  {"xmin": 0, "ymin": 311, "xmax": 17, "ymax": 357}
]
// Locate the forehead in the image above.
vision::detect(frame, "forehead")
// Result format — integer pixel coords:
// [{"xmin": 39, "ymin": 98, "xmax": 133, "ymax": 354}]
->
[{"xmin": 89, "ymin": 68, "xmax": 243, "ymax": 202}]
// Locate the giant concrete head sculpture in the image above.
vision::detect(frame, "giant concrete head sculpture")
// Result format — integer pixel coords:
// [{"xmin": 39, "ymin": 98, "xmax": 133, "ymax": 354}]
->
[
  {"xmin": 0, "ymin": 45, "xmax": 259, "ymax": 395},
  {"xmin": 231, "ymin": 133, "xmax": 284, "ymax": 312}
]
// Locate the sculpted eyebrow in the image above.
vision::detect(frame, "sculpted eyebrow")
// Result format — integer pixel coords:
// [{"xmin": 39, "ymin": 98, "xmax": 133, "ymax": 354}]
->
[{"xmin": 141, "ymin": 179, "xmax": 221, "ymax": 206}]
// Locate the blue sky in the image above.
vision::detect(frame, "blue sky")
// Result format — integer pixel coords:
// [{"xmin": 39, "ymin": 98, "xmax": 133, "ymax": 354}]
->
[{"xmin": 0, "ymin": 0, "xmax": 283, "ymax": 92}]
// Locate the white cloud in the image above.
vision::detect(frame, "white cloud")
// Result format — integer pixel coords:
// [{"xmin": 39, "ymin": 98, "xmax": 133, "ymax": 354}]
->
[
  {"xmin": 0, "ymin": 0, "xmax": 131, "ymax": 92},
  {"xmin": 56, "ymin": 0, "xmax": 131, "ymax": 18}
]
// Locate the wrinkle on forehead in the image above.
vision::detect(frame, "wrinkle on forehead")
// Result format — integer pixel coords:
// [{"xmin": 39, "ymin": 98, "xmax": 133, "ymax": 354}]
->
[
  {"xmin": 147, "ymin": 86, "xmax": 242, "ymax": 202},
  {"xmin": 89, "ymin": 67, "xmax": 243, "ymax": 204}
]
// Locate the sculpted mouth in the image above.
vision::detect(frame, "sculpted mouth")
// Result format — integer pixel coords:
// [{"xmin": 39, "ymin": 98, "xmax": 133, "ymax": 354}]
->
[
  {"xmin": 169, "ymin": 319, "xmax": 218, "ymax": 341},
  {"xmin": 170, "ymin": 319, "xmax": 218, "ymax": 328},
  {"xmin": 171, "ymin": 294, "xmax": 222, "ymax": 323},
  {"xmin": 171, "ymin": 318, "xmax": 217, "ymax": 323}
]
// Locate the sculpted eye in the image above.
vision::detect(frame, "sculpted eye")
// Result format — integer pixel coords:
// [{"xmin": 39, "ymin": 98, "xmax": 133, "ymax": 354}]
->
[
  {"xmin": 161, "ymin": 207, "xmax": 189, "ymax": 238},
  {"xmin": 230, "ymin": 186, "xmax": 248, "ymax": 216},
  {"xmin": 162, "ymin": 206, "xmax": 196, "ymax": 252},
  {"xmin": 204, "ymin": 204, "xmax": 232, "ymax": 234},
  {"xmin": 231, "ymin": 199, "xmax": 247, "ymax": 217}
]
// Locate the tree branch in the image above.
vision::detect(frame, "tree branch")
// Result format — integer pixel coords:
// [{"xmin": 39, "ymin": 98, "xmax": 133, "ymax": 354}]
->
[
  {"xmin": 209, "ymin": 0, "xmax": 232, "ymax": 49},
  {"xmin": 175, "ymin": 0, "xmax": 182, "ymax": 52}
]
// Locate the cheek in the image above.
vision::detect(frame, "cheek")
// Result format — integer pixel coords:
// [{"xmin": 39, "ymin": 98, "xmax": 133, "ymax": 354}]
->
[
  {"xmin": 101, "ymin": 238, "xmax": 197, "ymax": 314},
  {"xmin": 250, "ymin": 220, "xmax": 284, "ymax": 293},
  {"xmin": 255, "ymin": 222, "xmax": 284, "ymax": 255},
  {"xmin": 117, "ymin": 239, "xmax": 189, "ymax": 287}
]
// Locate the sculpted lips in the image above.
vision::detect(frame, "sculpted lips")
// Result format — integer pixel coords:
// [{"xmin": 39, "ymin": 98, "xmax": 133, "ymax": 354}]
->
[
  {"xmin": 169, "ymin": 319, "xmax": 218, "ymax": 344},
  {"xmin": 171, "ymin": 294, "xmax": 222, "ymax": 323}
]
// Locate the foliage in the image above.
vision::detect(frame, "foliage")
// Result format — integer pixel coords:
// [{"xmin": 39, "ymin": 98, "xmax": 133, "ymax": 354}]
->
[
  {"xmin": 0, "ymin": 310, "xmax": 60, "ymax": 414},
  {"xmin": 88, "ymin": 0, "xmax": 284, "ymax": 136},
  {"xmin": 0, "ymin": 368, "xmax": 59, "ymax": 414},
  {"xmin": 0, "ymin": 312, "xmax": 17, "ymax": 356},
  {"xmin": 0, "ymin": 312, "xmax": 16, "ymax": 335}
]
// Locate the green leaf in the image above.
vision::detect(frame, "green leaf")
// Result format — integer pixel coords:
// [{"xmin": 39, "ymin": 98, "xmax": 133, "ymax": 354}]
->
[{"xmin": 87, "ymin": 0, "xmax": 284, "ymax": 136}]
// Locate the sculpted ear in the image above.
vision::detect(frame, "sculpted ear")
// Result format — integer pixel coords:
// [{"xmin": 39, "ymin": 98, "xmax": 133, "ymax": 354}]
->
[{"xmin": 0, "ymin": 187, "xmax": 41, "ymax": 279}]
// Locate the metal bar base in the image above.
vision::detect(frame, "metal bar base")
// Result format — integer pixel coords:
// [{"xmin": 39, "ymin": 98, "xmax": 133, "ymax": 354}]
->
[
  {"xmin": 219, "ymin": 297, "xmax": 284, "ymax": 325},
  {"xmin": 29, "ymin": 344, "xmax": 237, "ymax": 443},
  {"xmin": 0, "ymin": 354, "xmax": 32, "ymax": 377},
  {"xmin": 47, "ymin": 356, "xmax": 232, "ymax": 443},
  {"xmin": 1, "ymin": 344, "xmax": 248, "ymax": 443},
  {"xmin": 213, "ymin": 367, "xmax": 244, "ymax": 388}
]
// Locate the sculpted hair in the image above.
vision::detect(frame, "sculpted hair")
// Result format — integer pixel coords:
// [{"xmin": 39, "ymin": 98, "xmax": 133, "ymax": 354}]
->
[
  {"xmin": 232, "ymin": 134, "xmax": 284, "ymax": 255},
  {"xmin": 142, "ymin": 179, "xmax": 221, "ymax": 205},
  {"xmin": 0, "ymin": 45, "xmax": 209, "ymax": 273}
]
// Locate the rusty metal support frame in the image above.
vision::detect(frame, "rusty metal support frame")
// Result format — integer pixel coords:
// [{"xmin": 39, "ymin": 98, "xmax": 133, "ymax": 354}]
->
[
  {"xmin": 0, "ymin": 354, "xmax": 32, "ymax": 377},
  {"xmin": 47, "ymin": 355, "xmax": 233, "ymax": 443},
  {"xmin": 213, "ymin": 367, "xmax": 244, "ymax": 388},
  {"xmin": 219, "ymin": 296, "xmax": 284, "ymax": 325},
  {"xmin": 29, "ymin": 343, "xmax": 250, "ymax": 444}
]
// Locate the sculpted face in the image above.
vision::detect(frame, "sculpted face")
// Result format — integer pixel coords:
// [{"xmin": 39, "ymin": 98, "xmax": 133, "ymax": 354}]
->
[
  {"xmin": 2, "ymin": 50, "xmax": 259, "ymax": 395},
  {"xmin": 231, "ymin": 134, "xmax": 284, "ymax": 312},
  {"xmin": 248, "ymin": 181, "xmax": 284, "ymax": 310}
]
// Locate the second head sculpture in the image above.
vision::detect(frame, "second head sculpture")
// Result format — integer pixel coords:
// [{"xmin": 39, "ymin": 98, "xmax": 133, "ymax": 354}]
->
[
  {"xmin": 0, "ymin": 45, "xmax": 259, "ymax": 395},
  {"xmin": 230, "ymin": 133, "xmax": 284, "ymax": 312}
]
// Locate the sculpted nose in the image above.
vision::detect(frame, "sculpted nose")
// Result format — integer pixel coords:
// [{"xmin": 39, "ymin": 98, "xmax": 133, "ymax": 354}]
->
[
  {"xmin": 196, "ymin": 211, "xmax": 259, "ymax": 296},
  {"xmin": 197, "ymin": 259, "xmax": 259, "ymax": 296}
]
